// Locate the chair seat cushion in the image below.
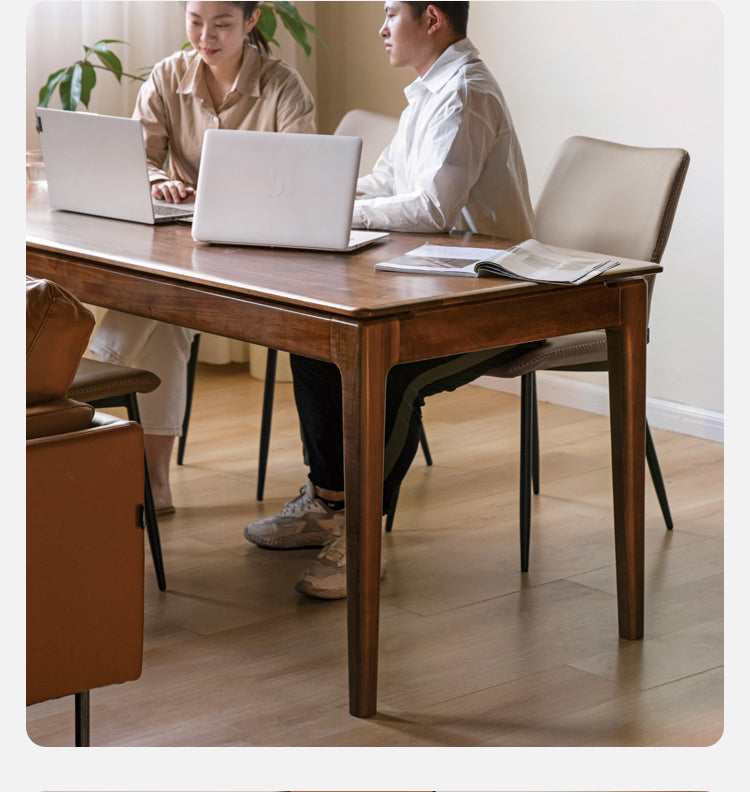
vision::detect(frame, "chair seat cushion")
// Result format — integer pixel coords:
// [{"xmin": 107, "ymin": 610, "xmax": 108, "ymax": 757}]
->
[
  {"xmin": 70, "ymin": 358, "xmax": 161, "ymax": 403},
  {"xmin": 485, "ymin": 330, "xmax": 608, "ymax": 378}
]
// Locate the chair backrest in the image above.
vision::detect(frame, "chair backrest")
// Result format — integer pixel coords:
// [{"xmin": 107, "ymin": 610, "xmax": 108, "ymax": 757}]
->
[
  {"xmin": 534, "ymin": 136, "xmax": 690, "ymax": 263},
  {"xmin": 334, "ymin": 109, "xmax": 399, "ymax": 177}
]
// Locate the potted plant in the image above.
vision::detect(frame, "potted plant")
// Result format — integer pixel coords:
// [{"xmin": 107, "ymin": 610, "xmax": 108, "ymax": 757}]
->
[{"xmin": 37, "ymin": 1, "xmax": 324, "ymax": 111}]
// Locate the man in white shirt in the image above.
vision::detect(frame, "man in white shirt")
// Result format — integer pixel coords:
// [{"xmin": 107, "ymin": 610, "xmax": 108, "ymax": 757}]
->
[
  {"xmin": 353, "ymin": 6, "xmax": 533, "ymax": 237},
  {"xmin": 244, "ymin": 1, "xmax": 541, "ymax": 599}
]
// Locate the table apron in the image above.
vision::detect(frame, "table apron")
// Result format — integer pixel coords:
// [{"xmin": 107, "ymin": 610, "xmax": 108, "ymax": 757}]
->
[
  {"xmin": 26, "ymin": 251, "xmax": 333, "ymax": 361},
  {"xmin": 395, "ymin": 280, "xmax": 624, "ymax": 362}
]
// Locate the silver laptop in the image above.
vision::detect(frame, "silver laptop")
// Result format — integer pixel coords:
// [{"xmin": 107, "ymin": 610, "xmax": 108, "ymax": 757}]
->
[
  {"xmin": 191, "ymin": 129, "xmax": 388, "ymax": 251},
  {"xmin": 35, "ymin": 107, "xmax": 194, "ymax": 225}
]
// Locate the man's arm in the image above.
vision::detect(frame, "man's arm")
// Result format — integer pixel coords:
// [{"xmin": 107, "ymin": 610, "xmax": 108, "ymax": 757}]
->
[
  {"xmin": 352, "ymin": 95, "xmax": 502, "ymax": 233},
  {"xmin": 356, "ymin": 143, "xmax": 397, "ymax": 199}
]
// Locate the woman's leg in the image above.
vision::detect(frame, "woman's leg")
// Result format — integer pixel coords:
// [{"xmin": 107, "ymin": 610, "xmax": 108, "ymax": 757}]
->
[{"xmin": 88, "ymin": 311, "xmax": 195, "ymax": 511}]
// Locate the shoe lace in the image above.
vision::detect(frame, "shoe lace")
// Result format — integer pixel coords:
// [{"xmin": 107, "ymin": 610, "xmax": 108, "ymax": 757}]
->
[
  {"xmin": 318, "ymin": 516, "xmax": 346, "ymax": 563},
  {"xmin": 279, "ymin": 485, "xmax": 318, "ymax": 517}
]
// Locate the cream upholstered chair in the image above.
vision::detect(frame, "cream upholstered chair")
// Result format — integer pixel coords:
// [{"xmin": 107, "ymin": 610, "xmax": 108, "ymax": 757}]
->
[
  {"xmin": 333, "ymin": 108, "xmax": 400, "ymax": 176},
  {"xmin": 485, "ymin": 135, "xmax": 690, "ymax": 572}
]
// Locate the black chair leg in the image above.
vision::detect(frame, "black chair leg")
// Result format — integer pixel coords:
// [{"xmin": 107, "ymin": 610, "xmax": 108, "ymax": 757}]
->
[
  {"xmin": 177, "ymin": 333, "xmax": 201, "ymax": 466},
  {"xmin": 418, "ymin": 416, "xmax": 433, "ymax": 466},
  {"xmin": 257, "ymin": 349, "xmax": 278, "ymax": 501},
  {"xmin": 74, "ymin": 691, "xmax": 90, "ymax": 747},
  {"xmin": 646, "ymin": 421, "xmax": 674, "ymax": 530},
  {"xmin": 126, "ymin": 395, "xmax": 167, "ymax": 591},
  {"xmin": 384, "ymin": 484, "xmax": 401, "ymax": 533},
  {"xmin": 530, "ymin": 371, "xmax": 540, "ymax": 495},
  {"xmin": 519, "ymin": 373, "xmax": 534, "ymax": 572}
]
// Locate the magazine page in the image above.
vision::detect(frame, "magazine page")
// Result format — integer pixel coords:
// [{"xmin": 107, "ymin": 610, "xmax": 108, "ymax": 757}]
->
[
  {"xmin": 479, "ymin": 239, "xmax": 619, "ymax": 284},
  {"xmin": 375, "ymin": 240, "xmax": 619, "ymax": 284},
  {"xmin": 373, "ymin": 243, "xmax": 497, "ymax": 276}
]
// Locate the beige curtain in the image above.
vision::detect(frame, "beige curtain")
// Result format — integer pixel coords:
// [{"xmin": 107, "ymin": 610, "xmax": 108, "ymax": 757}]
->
[{"xmin": 26, "ymin": 1, "xmax": 313, "ymax": 374}]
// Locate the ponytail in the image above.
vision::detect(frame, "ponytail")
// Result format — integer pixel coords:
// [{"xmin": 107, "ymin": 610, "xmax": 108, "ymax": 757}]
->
[{"xmin": 229, "ymin": 2, "xmax": 270, "ymax": 54}]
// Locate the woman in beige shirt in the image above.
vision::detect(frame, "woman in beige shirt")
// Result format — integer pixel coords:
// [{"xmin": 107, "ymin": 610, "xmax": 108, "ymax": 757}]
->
[{"xmin": 87, "ymin": 1, "xmax": 316, "ymax": 513}]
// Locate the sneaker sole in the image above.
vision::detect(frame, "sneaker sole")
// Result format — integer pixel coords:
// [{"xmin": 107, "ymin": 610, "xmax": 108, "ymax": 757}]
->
[
  {"xmin": 294, "ymin": 579, "xmax": 347, "ymax": 600},
  {"xmin": 295, "ymin": 562, "xmax": 388, "ymax": 600},
  {"xmin": 243, "ymin": 528, "xmax": 331, "ymax": 550}
]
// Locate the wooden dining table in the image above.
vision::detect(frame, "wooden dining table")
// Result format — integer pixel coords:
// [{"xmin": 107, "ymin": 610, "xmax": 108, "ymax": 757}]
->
[{"xmin": 26, "ymin": 188, "xmax": 658, "ymax": 717}]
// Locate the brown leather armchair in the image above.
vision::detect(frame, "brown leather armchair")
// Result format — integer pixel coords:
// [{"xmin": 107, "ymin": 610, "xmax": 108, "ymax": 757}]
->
[{"xmin": 26, "ymin": 277, "xmax": 145, "ymax": 746}]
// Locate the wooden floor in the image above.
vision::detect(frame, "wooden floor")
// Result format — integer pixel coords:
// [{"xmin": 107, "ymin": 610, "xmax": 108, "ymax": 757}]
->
[{"xmin": 26, "ymin": 363, "xmax": 724, "ymax": 747}]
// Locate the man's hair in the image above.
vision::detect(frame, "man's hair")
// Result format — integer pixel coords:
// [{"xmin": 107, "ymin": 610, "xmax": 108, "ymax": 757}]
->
[{"xmin": 403, "ymin": 2, "xmax": 470, "ymax": 38}]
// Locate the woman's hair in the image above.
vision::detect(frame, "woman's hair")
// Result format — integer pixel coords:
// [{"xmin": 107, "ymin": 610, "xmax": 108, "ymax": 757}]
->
[
  {"xmin": 225, "ymin": 2, "xmax": 271, "ymax": 54},
  {"xmin": 403, "ymin": 2, "xmax": 469, "ymax": 38}
]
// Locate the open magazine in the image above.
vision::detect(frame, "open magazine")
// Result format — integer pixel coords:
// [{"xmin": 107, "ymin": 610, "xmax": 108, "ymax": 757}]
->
[{"xmin": 375, "ymin": 239, "xmax": 620, "ymax": 285}]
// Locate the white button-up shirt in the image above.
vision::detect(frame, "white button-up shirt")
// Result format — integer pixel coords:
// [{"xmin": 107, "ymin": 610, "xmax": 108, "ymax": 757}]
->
[{"xmin": 352, "ymin": 39, "xmax": 534, "ymax": 239}]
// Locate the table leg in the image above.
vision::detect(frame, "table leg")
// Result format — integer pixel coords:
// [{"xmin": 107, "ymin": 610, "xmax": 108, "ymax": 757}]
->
[
  {"xmin": 606, "ymin": 278, "xmax": 649, "ymax": 640},
  {"xmin": 332, "ymin": 319, "xmax": 398, "ymax": 718}
]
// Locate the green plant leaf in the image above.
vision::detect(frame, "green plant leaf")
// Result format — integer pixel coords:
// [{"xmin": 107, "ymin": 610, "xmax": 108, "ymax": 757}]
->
[
  {"xmin": 59, "ymin": 64, "xmax": 83, "ymax": 111},
  {"xmin": 257, "ymin": 4, "xmax": 278, "ymax": 41},
  {"xmin": 84, "ymin": 38, "xmax": 129, "ymax": 55},
  {"xmin": 37, "ymin": 68, "xmax": 66, "ymax": 108},
  {"xmin": 79, "ymin": 62, "xmax": 97, "ymax": 108},
  {"xmin": 94, "ymin": 49, "xmax": 124, "ymax": 81},
  {"xmin": 273, "ymin": 3, "xmax": 311, "ymax": 57},
  {"xmin": 302, "ymin": 18, "xmax": 327, "ymax": 51}
]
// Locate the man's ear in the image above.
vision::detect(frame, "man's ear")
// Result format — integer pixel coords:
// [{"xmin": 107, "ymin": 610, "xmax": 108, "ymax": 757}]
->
[{"xmin": 424, "ymin": 4, "xmax": 445, "ymax": 35}]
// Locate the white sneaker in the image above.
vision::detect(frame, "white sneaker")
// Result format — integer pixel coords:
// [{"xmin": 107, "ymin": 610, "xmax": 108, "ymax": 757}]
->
[
  {"xmin": 243, "ymin": 481, "xmax": 336, "ymax": 549},
  {"xmin": 295, "ymin": 511, "xmax": 387, "ymax": 600}
]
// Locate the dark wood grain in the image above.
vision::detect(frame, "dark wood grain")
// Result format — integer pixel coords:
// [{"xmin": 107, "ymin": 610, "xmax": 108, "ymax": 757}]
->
[{"xmin": 27, "ymin": 190, "xmax": 656, "ymax": 717}]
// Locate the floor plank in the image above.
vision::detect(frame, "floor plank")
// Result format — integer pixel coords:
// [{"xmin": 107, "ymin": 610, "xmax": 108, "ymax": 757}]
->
[{"xmin": 26, "ymin": 362, "xmax": 723, "ymax": 747}]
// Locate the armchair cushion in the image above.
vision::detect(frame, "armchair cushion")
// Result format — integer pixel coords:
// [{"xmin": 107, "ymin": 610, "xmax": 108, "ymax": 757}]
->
[
  {"xmin": 26, "ymin": 277, "xmax": 95, "ymax": 405},
  {"xmin": 26, "ymin": 398, "xmax": 95, "ymax": 441},
  {"xmin": 26, "ymin": 412, "xmax": 145, "ymax": 706}
]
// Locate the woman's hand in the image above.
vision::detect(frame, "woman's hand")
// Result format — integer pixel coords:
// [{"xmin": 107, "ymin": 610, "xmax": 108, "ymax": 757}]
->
[{"xmin": 152, "ymin": 180, "xmax": 196, "ymax": 203}]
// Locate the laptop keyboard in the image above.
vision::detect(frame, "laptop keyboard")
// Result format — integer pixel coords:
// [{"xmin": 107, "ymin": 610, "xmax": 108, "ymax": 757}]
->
[{"xmin": 154, "ymin": 203, "xmax": 193, "ymax": 218}]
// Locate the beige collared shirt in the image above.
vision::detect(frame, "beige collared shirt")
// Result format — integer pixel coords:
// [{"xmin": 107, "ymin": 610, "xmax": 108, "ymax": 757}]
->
[{"xmin": 134, "ymin": 44, "xmax": 316, "ymax": 187}]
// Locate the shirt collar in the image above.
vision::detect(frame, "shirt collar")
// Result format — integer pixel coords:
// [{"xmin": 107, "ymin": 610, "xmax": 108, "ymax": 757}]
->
[
  {"xmin": 405, "ymin": 38, "xmax": 478, "ymax": 100},
  {"xmin": 177, "ymin": 43, "xmax": 264, "ymax": 98}
]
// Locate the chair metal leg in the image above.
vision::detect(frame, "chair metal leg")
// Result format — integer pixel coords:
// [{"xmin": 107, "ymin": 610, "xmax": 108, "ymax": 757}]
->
[
  {"xmin": 257, "ymin": 349, "xmax": 278, "ymax": 501},
  {"xmin": 530, "ymin": 371, "xmax": 540, "ymax": 495},
  {"xmin": 519, "ymin": 373, "xmax": 534, "ymax": 572},
  {"xmin": 126, "ymin": 395, "xmax": 167, "ymax": 591},
  {"xmin": 646, "ymin": 421, "xmax": 674, "ymax": 530},
  {"xmin": 177, "ymin": 333, "xmax": 201, "ymax": 465},
  {"xmin": 384, "ymin": 483, "xmax": 401, "ymax": 533},
  {"xmin": 74, "ymin": 691, "xmax": 90, "ymax": 747},
  {"xmin": 418, "ymin": 416, "xmax": 433, "ymax": 466}
]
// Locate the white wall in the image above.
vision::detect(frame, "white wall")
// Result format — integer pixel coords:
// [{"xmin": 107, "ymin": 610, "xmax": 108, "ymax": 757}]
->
[
  {"xmin": 312, "ymin": 1, "xmax": 724, "ymax": 439},
  {"xmin": 23, "ymin": 1, "xmax": 726, "ymax": 439},
  {"xmin": 466, "ymin": 1, "xmax": 724, "ymax": 437}
]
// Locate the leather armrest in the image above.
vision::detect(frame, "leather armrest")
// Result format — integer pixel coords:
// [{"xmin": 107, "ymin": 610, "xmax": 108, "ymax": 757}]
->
[
  {"xmin": 26, "ymin": 277, "xmax": 95, "ymax": 405},
  {"xmin": 26, "ymin": 398, "xmax": 95, "ymax": 440}
]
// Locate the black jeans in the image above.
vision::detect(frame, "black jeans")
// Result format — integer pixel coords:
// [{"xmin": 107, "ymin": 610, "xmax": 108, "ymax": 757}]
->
[{"xmin": 290, "ymin": 341, "xmax": 543, "ymax": 513}]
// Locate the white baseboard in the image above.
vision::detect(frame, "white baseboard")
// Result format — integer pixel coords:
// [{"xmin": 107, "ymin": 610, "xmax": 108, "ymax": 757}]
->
[{"xmin": 476, "ymin": 372, "xmax": 724, "ymax": 443}]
